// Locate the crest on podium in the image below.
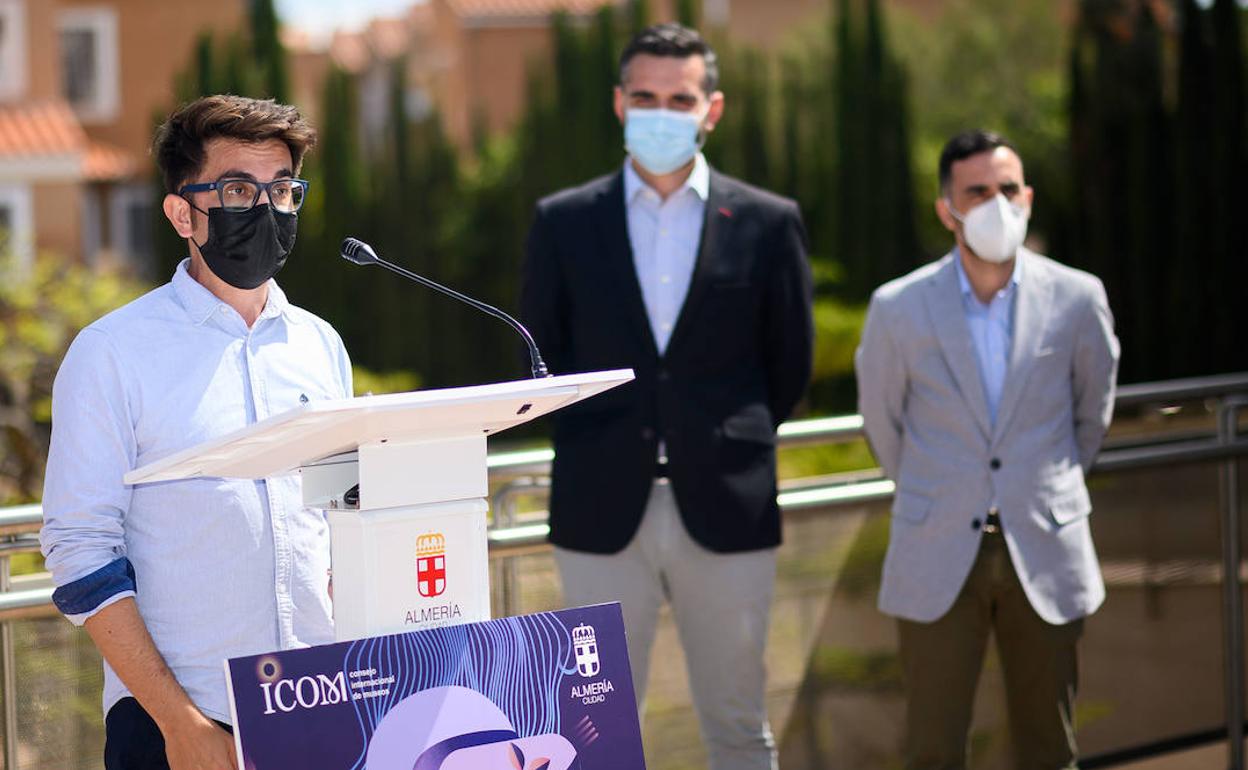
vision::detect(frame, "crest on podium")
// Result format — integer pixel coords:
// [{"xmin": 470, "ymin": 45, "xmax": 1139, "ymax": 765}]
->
[{"xmin": 416, "ymin": 532, "xmax": 447, "ymax": 598}]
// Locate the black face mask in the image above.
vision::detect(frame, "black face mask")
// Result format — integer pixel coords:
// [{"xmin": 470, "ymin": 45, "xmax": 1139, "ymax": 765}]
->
[{"xmin": 193, "ymin": 204, "xmax": 297, "ymax": 290}]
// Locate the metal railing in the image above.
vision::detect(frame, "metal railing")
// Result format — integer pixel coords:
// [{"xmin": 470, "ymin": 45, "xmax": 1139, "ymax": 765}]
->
[{"xmin": 1, "ymin": 372, "xmax": 1247, "ymax": 768}]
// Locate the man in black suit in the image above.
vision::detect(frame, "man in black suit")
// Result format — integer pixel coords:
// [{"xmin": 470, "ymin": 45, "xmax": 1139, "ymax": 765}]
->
[{"xmin": 520, "ymin": 23, "xmax": 813, "ymax": 770}]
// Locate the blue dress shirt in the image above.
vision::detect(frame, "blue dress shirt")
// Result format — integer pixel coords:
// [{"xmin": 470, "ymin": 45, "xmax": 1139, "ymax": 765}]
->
[
  {"xmin": 954, "ymin": 249, "xmax": 1022, "ymax": 425},
  {"xmin": 39, "ymin": 260, "xmax": 352, "ymax": 723}
]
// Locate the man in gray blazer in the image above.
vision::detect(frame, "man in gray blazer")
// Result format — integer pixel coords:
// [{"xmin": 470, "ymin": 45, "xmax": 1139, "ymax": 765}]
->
[{"xmin": 856, "ymin": 130, "xmax": 1119, "ymax": 770}]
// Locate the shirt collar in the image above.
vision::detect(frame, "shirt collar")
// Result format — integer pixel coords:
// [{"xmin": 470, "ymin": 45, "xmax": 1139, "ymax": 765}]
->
[
  {"xmin": 623, "ymin": 152, "xmax": 710, "ymax": 204},
  {"xmin": 171, "ymin": 258, "xmax": 293, "ymax": 327},
  {"xmin": 953, "ymin": 246, "xmax": 1023, "ymax": 304}
]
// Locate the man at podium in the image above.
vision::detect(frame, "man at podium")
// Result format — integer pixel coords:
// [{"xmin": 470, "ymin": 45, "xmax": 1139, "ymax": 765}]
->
[{"xmin": 40, "ymin": 95, "xmax": 352, "ymax": 770}]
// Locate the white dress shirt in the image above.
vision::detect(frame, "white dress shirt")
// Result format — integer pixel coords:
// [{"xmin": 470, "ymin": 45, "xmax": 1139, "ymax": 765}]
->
[
  {"xmin": 623, "ymin": 153, "xmax": 709, "ymax": 355},
  {"xmin": 40, "ymin": 259, "xmax": 352, "ymax": 723}
]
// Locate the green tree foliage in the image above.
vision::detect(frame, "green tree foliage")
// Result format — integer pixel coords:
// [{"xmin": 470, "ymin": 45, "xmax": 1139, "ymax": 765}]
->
[
  {"xmin": 0, "ymin": 257, "xmax": 146, "ymax": 504},
  {"xmin": 151, "ymin": 0, "xmax": 1248, "ymax": 420},
  {"xmin": 628, "ymin": 0, "xmax": 652, "ymax": 33},
  {"xmin": 1068, "ymin": 1, "xmax": 1171, "ymax": 381},
  {"xmin": 889, "ymin": 0, "xmax": 1069, "ymax": 258},
  {"xmin": 1071, "ymin": 0, "xmax": 1247, "ymax": 381},
  {"xmin": 250, "ymin": 0, "xmax": 290, "ymax": 103},
  {"xmin": 285, "ymin": 1, "xmax": 885, "ymax": 408},
  {"xmin": 848, "ymin": 0, "xmax": 920, "ymax": 297},
  {"xmin": 676, "ymin": 0, "xmax": 700, "ymax": 28}
]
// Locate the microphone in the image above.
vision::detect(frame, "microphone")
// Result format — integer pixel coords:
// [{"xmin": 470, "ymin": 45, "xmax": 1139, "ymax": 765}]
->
[{"xmin": 340, "ymin": 237, "xmax": 551, "ymax": 379}]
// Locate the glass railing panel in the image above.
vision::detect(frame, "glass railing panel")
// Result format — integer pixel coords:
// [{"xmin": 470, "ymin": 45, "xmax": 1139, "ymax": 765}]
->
[{"xmin": 6, "ymin": 618, "xmax": 103, "ymax": 770}]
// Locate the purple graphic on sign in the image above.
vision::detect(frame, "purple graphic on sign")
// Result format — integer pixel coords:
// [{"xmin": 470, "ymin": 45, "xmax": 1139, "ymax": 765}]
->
[{"xmin": 224, "ymin": 603, "xmax": 646, "ymax": 770}]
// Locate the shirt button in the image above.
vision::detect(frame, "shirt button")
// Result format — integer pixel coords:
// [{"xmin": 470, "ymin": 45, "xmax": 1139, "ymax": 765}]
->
[
  {"xmin": 661, "ymin": 322, "xmax": 672, "ymax": 331},
  {"xmin": 659, "ymin": 228, "xmax": 669, "ymax": 237},
  {"xmin": 660, "ymin": 275, "xmax": 671, "ymax": 284},
  {"xmin": 990, "ymin": 458, "xmax": 1002, "ymax": 470},
  {"xmin": 987, "ymin": 506, "xmax": 1000, "ymax": 516}
]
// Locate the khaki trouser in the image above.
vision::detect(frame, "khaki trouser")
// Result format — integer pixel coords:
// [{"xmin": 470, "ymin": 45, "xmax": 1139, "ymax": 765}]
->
[
  {"xmin": 555, "ymin": 480, "xmax": 778, "ymax": 770},
  {"xmin": 897, "ymin": 532, "xmax": 1083, "ymax": 770}
]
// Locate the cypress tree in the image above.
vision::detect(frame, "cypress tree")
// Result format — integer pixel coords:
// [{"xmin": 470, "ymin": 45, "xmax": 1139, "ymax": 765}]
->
[
  {"xmin": 308, "ymin": 67, "xmax": 366, "ymax": 355},
  {"xmin": 366, "ymin": 56, "xmax": 415, "ymax": 371},
  {"xmin": 1172, "ymin": 0, "xmax": 1217, "ymax": 376},
  {"xmin": 676, "ymin": 0, "xmax": 700, "ymax": 28},
  {"xmin": 832, "ymin": 0, "xmax": 918, "ymax": 298},
  {"xmin": 250, "ymin": 0, "xmax": 290, "ymax": 101},
  {"xmin": 863, "ymin": 0, "xmax": 918, "ymax": 289},
  {"xmin": 192, "ymin": 32, "xmax": 216, "ymax": 97},
  {"xmin": 737, "ymin": 48, "xmax": 772, "ymax": 187},
  {"xmin": 833, "ymin": 0, "xmax": 864, "ymax": 297},
  {"xmin": 779, "ymin": 53, "xmax": 805, "ymax": 205},
  {"xmin": 629, "ymin": 0, "xmax": 651, "ymax": 34},
  {"xmin": 588, "ymin": 7, "xmax": 623, "ymax": 176},
  {"xmin": 1209, "ymin": 0, "xmax": 1246, "ymax": 372},
  {"xmin": 1121, "ymin": 4, "xmax": 1170, "ymax": 380},
  {"xmin": 1070, "ymin": 0, "xmax": 1172, "ymax": 382}
]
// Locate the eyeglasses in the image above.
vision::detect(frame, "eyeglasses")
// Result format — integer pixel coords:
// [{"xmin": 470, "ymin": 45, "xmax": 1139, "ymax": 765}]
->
[{"xmin": 178, "ymin": 177, "xmax": 309, "ymax": 213}]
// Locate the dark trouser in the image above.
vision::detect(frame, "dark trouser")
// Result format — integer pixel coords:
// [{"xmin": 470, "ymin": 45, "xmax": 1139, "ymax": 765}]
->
[
  {"xmin": 104, "ymin": 697, "xmax": 232, "ymax": 770},
  {"xmin": 897, "ymin": 533, "xmax": 1083, "ymax": 770}
]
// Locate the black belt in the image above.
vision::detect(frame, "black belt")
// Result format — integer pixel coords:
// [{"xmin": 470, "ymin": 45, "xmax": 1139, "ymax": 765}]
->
[
  {"xmin": 655, "ymin": 461, "xmax": 669, "ymax": 479},
  {"xmin": 983, "ymin": 508, "xmax": 1002, "ymax": 534}
]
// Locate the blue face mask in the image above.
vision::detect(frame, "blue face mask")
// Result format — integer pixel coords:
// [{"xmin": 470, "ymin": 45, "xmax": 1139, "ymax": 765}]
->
[{"xmin": 624, "ymin": 108, "xmax": 704, "ymax": 175}]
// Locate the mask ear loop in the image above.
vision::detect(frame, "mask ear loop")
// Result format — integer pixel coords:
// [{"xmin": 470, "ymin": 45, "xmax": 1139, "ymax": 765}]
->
[
  {"xmin": 944, "ymin": 197, "xmax": 967, "ymax": 223},
  {"xmin": 182, "ymin": 195, "xmax": 213, "ymax": 253},
  {"xmin": 693, "ymin": 104, "xmax": 713, "ymax": 154}
]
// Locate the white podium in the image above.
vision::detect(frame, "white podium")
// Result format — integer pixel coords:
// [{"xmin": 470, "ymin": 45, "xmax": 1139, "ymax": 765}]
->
[{"xmin": 124, "ymin": 370, "xmax": 633, "ymax": 641}]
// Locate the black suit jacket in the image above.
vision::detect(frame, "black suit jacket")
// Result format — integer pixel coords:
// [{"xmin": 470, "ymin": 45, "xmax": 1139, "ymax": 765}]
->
[{"xmin": 520, "ymin": 166, "xmax": 814, "ymax": 554}]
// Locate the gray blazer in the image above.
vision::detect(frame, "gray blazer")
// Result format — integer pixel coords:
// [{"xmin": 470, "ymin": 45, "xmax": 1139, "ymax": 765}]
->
[{"xmin": 855, "ymin": 249, "xmax": 1119, "ymax": 624}]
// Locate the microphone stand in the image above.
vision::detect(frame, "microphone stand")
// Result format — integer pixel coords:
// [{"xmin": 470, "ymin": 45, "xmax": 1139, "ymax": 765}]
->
[{"xmin": 341, "ymin": 238, "xmax": 550, "ymax": 379}]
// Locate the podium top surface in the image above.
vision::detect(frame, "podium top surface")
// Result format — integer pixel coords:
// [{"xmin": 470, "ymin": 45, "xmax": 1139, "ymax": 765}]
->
[{"xmin": 124, "ymin": 369, "xmax": 633, "ymax": 486}]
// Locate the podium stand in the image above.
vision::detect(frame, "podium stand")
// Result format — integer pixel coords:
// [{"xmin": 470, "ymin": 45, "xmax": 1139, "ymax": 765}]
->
[{"xmin": 124, "ymin": 370, "xmax": 633, "ymax": 641}]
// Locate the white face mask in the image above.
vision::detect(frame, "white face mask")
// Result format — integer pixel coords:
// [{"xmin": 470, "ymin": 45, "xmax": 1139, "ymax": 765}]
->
[{"xmin": 947, "ymin": 193, "xmax": 1030, "ymax": 263}]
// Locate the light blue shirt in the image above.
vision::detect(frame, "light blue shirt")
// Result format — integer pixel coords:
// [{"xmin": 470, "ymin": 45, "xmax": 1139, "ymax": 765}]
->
[
  {"xmin": 954, "ymin": 249, "xmax": 1022, "ymax": 425},
  {"xmin": 40, "ymin": 260, "xmax": 352, "ymax": 723},
  {"xmin": 623, "ymin": 152, "xmax": 709, "ymax": 355}
]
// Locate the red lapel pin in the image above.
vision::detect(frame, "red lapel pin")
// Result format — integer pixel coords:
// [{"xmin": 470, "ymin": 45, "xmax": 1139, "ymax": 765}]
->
[{"xmin": 718, "ymin": 206, "xmax": 733, "ymax": 218}]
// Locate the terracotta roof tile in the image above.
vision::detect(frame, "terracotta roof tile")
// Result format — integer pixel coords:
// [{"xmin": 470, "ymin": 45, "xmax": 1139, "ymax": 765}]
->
[
  {"xmin": 448, "ymin": 0, "xmax": 617, "ymax": 19},
  {"xmin": 0, "ymin": 100, "xmax": 86, "ymax": 159},
  {"xmin": 83, "ymin": 140, "xmax": 137, "ymax": 182}
]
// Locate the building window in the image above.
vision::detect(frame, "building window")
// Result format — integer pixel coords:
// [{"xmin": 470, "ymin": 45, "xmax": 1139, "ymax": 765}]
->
[
  {"xmin": 58, "ymin": 7, "xmax": 119, "ymax": 123},
  {"xmin": 703, "ymin": 0, "xmax": 730, "ymax": 27},
  {"xmin": 0, "ymin": 183, "xmax": 34, "ymax": 270},
  {"xmin": 0, "ymin": 0, "xmax": 27, "ymax": 102},
  {"xmin": 109, "ymin": 183, "xmax": 155, "ymax": 275}
]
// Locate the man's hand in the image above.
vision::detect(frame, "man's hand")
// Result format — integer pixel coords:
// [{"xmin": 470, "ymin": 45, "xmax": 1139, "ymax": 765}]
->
[
  {"xmin": 161, "ymin": 709, "xmax": 238, "ymax": 770},
  {"xmin": 84, "ymin": 599, "xmax": 237, "ymax": 769}
]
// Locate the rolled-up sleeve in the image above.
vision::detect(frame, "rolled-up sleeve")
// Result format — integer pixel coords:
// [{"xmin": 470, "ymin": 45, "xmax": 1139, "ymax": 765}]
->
[{"xmin": 40, "ymin": 327, "xmax": 137, "ymax": 626}]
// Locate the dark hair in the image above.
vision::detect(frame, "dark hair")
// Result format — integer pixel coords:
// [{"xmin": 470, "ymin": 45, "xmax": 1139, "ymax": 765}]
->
[
  {"xmin": 619, "ymin": 23, "xmax": 719, "ymax": 94},
  {"xmin": 153, "ymin": 94, "xmax": 317, "ymax": 194},
  {"xmin": 938, "ymin": 130, "xmax": 1018, "ymax": 192}
]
